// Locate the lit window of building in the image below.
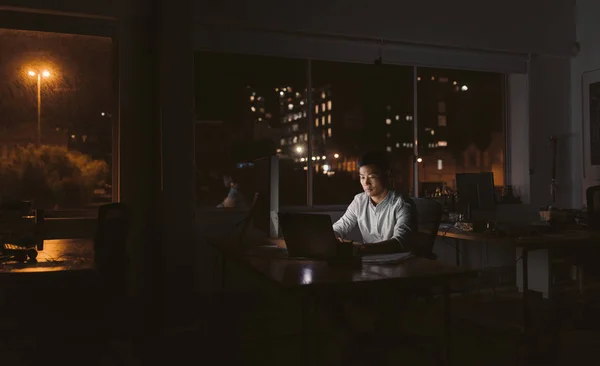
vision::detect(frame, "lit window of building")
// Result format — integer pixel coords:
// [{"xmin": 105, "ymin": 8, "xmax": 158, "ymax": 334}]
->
[
  {"xmin": 293, "ymin": 136, "xmax": 298, "ymax": 143},
  {"xmin": 292, "ymin": 124, "xmax": 299, "ymax": 132},
  {"xmin": 315, "ymin": 119, "xmax": 319, "ymax": 127},
  {"xmin": 438, "ymin": 141, "xmax": 448, "ymax": 147},
  {"xmin": 406, "ymin": 115, "xmax": 413, "ymax": 121},
  {"xmin": 386, "ymin": 146, "xmax": 392, "ymax": 152},
  {"xmin": 321, "ymin": 103, "xmax": 326, "ymax": 112},
  {"xmin": 250, "ymin": 96, "xmax": 255, "ymax": 101},
  {"xmin": 437, "ymin": 159, "xmax": 443, "ymax": 170},
  {"xmin": 438, "ymin": 115, "xmax": 447, "ymax": 126},
  {"xmin": 395, "ymin": 115, "xmax": 400, "ymax": 121},
  {"xmin": 321, "ymin": 91, "xmax": 326, "ymax": 99},
  {"xmin": 438, "ymin": 102, "xmax": 446, "ymax": 113},
  {"xmin": 315, "ymin": 106, "xmax": 319, "ymax": 115},
  {"xmin": 321, "ymin": 116, "xmax": 325, "ymax": 126},
  {"xmin": 327, "ymin": 115, "xmax": 331, "ymax": 124},
  {"xmin": 304, "ymin": 133, "xmax": 307, "ymax": 140},
  {"xmin": 250, "ymin": 106, "xmax": 256, "ymax": 112},
  {"xmin": 396, "ymin": 142, "xmax": 400, "ymax": 148},
  {"xmin": 385, "ymin": 118, "xmax": 392, "ymax": 125},
  {"xmin": 288, "ymin": 103, "xmax": 294, "ymax": 110},
  {"xmin": 327, "ymin": 101, "xmax": 332, "ymax": 110},
  {"xmin": 327, "ymin": 128, "xmax": 332, "ymax": 137},
  {"xmin": 280, "ymin": 138, "xmax": 286, "ymax": 146}
]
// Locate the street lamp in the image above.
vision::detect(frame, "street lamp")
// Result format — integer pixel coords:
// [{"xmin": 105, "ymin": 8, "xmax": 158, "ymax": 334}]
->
[{"xmin": 28, "ymin": 69, "xmax": 51, "ymax": 146}]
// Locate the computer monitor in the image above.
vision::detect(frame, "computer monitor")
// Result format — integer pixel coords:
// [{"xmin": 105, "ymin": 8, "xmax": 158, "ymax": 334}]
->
[{"xmin": 455, "ymin": 172, "xmax": 495, "ymax": 211}]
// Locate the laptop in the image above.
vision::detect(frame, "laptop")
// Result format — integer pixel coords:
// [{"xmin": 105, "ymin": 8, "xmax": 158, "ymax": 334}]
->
[{"xmin": 278, "ymin": 212, "xmax": 339, "ymax": 259}]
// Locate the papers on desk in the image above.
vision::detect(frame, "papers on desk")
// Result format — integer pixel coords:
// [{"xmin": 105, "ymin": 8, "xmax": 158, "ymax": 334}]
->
[{"xmin": 361, "ymin": 252, "xmax": 415, "ymax": 264}]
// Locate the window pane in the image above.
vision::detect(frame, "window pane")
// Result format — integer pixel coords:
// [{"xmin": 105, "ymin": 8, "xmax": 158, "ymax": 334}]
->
[
  {"xmin": 416, "ymin": 68, "xmax": 505, "ymax": 197},
  {"xmin": 311, "ymin": 61, "xmax": 414, "ymax": 205},
  {"xmin": 0, "ymin": 29, "xmax": 114, "ymax": 209},
  {"xmin": 194, "ymin": 52, "xmax": 307, "ymax": 207}
]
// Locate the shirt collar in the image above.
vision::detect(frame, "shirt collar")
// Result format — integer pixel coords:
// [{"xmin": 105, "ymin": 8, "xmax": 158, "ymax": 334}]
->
[{"xmin": 369, "ymin": 189, "xmax": 393, "ymax": 209}]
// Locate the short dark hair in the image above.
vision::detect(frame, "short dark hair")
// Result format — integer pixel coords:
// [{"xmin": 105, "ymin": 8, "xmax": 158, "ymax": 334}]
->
[{"xmin": 358, "ymin": 151, "xmax": 390, "ymax": 174}]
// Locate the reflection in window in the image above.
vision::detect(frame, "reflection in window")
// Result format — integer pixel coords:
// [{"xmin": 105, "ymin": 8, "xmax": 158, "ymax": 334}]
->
[
  {"xmin": 438, "ymin": 115, "xmax": 447, "ymax": 126},
  {"xmin": 417, "ymin": 67, "xmax": 505, "ymax": 194},
  {"xmin": 195, "ymin": 52, "xmax": 307, "ymax": 206},
  {"xmin": 0, "ymin": 29, "xmax": 113, "ymax": 209},
  {"xmin": 311, "ymin": 61, "xmax": 415, "ymax": 204},
  {"xmin": 438, "ymin": 101, "xmax": 446, "ymax": 113}
]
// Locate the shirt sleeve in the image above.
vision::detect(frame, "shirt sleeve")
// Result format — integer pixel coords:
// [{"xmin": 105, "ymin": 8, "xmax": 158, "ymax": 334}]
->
[
  {"xmin": 392, "ymin": 199, "xmax": 416, "ymax": 250},
  {"xmin": 332, "ymin": 196, "xmax": 359, "ymax": 238}
]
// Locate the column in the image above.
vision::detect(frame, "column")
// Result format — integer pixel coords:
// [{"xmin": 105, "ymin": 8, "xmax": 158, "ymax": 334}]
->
[
  {"xmin": 118, "ymin": 0, "xmax": 162, "ymax": 334},
  {"xmin": 158, "ymin": 0, "xmax": 196, "ymax": 305}
]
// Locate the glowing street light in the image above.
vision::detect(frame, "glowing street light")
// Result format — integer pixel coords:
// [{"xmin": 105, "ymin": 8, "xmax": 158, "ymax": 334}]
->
[{"xmin": 28, "ymin": 69, "xmax": 52, "ymax": 146}]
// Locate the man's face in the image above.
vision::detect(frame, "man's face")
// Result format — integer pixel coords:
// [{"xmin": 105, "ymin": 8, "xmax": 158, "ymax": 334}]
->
[{"xmin": 359, "ymin": 164, "xmax": 387, "ymax": 197}]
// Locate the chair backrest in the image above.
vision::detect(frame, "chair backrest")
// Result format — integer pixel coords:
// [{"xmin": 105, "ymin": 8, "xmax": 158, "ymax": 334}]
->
[
  {"xmin": 94, "ymin": 202, "xmax": 131, "ymax": 291},
  {"xmin": 239, "ymin": 192, "xmax": 260, "ymax": 247},
  {"xmin": 411, "ymin": 197, "xmax": 443, "ymax": 259},
  {"xmin": 587, "ymin": 185, "xmax": 600, "ymax": 223}
]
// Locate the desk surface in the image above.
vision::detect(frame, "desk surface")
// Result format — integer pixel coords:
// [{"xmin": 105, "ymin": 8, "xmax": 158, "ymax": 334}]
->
[
  {"xmin": 220, "ymin": 243, "xmax": 476, "ymax": 288},
  {"xmin": 0, "ymin": 238, "xmax": 94, "ymax": 273},
  {"xmin": 436, "ymin": 227, "xmax": 600, "ymax": 249}
]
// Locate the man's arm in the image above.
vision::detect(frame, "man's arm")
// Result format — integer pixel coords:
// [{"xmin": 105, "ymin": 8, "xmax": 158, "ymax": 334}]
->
[
  {"xmin": 357, "ymin": 199, "xmax": 415, "ymax": 255},
  {"xmin": 332, "ymin": 197, "xmax": 359, "ymax": 239}
]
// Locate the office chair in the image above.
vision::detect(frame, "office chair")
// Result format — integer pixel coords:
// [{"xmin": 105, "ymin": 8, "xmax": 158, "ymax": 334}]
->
[
  {"xmin": 412, "ymin": 198, "xmax": 443, "ymax": 260},
  {"xmin": 94, "ymin": 202, "xmax": 131, "ymax": 293},
  {"xmin": 93, "ymin": 202, "xmax": 133, "ymax": 363}
]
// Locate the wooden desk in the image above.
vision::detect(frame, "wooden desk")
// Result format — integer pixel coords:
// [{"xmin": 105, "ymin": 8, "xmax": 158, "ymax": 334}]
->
[
  {"xmin": 436, "ymin": 227, "xmax": 600, "ymax": 358},
  {"xmin": 513, "ymin": 230, "xmax": 600, "ymax": 350},
  {"xmin": 214, "ymin": 240, "xmax": 476, "ymax": 364},
  {"xmin": 0, "ymin": 238, "xmax": 93, "ymax": 274}
]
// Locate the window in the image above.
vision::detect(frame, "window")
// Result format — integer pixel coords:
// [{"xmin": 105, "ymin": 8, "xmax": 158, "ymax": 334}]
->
[
  {"xmin": 194, "ymin": 52, "xmax": 307, "ymax": 207},
  {"xmin": 416, "ymin": 67, "xmax": 505, "ymax": 195},
  {"xmin": 438, "ymin": 115, "xmax": 447, "ymax": 126},
  {"xmin": 438, "ymin": 101, "xmax": 446, "ymax": 113},
  {"xmin": 0, "ymin": 29, "xmax": 114, "ymax": 209},
  {"xmin": 311, "ymin": 61, "xmax": 414, "ymax": 204}
]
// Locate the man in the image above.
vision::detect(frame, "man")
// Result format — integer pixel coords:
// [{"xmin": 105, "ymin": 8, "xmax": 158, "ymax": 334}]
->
[
  {"xmin": 216, "ymin": 174, "xmax": 246, "ymax": 209},
  {"xmin": 333, "ymin": 151, "xmax": 417, "ymax": 256},
  {"xmin": 327, "ymin": 152, "xmax": 420, "ymax": 364}
]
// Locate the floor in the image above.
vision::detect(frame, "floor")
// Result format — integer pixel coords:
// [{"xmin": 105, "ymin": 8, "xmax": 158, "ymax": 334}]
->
[
  {"xmin": 0, "ymin": 288, "xmax": 600, "ymax": 366},
  {"xmin": 2, "ymin": 271, "xmax": 600, "ymax": 366}
]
